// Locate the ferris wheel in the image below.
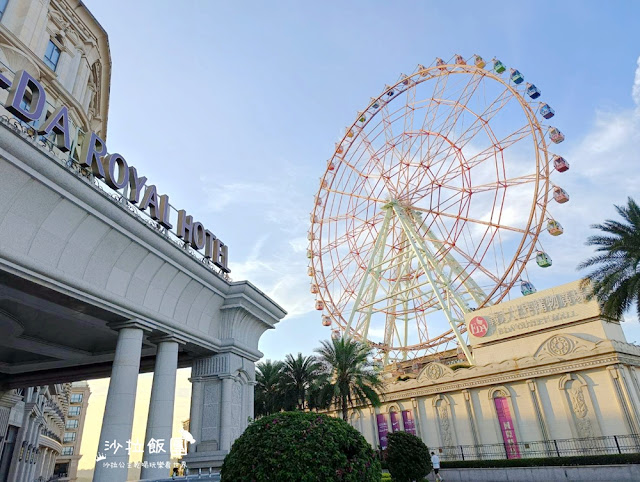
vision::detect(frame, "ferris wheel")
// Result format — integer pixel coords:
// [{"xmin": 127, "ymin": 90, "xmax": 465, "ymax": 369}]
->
[{"xmin": 308, "ymin": 54, "xmax": 571, "ymax": 365}]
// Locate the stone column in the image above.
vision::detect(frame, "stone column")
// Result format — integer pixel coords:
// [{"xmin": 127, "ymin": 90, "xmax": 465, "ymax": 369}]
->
[
  {"xmin": 188, "ymin": 380, "xmax": 204, "ymax": 454},
  {"xmin": 48, "ymin": 450, "xmax": 58, "ymax": 478},
  {"xmin": 527, "ymin": 379, "xmax": 550, "ymax": 442},
  {"xmin": 140, "ymin": 337, "xmax": 182, "ymax": 480},
  {"xmin": 182, "ymin": 352, "xmax": 257, "ymax": 472},
  {"xmin": 38, "ymin": 448, "xmax": 48, "ymax": 478},
  {"xmin": 26, "ymin": 420, "xmax": 42, "ymax": 482},
  {"xmin": 9, "ymin": 412, "xmax": 33, "ymax": 482},
  {"xmin": 93, "ymin": 324, "xmax": 146, "ymax": 482},
  {"xmin": 219, "ymin": 377, "xmax": 234, "ymax": 451}
]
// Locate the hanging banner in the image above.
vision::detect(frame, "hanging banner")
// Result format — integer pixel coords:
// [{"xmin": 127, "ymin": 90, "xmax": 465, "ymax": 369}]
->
[
  {"xmin": 494, "ymin": 397, "xmax": 521, "ymax": 459},
  {"xmin": 376, "ymin": 414, "xmax": 389, "ymax": 450},
  {"xmin": 402, "ymin": 410, "xmax": 416, "ymax": 435},
  {"xmin": 390, "ymin": 411, "xmax": 401, "ymax": 432}
]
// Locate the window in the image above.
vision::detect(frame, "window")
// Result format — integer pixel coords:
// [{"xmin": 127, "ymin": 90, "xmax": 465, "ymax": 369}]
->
[
  {"xmin": 0, "ymin": 0, "xmax": 8, "ymax": 21},
  {"xmin": 65, "ymin": 419, "xmax": 78, "ymax": 429},
  {"xmin": 68, "ymin": 406, "xmax": 80, "ymax": 417},
  {"xmin": 44, "ymin": 40, "xmax": 61, "ymax": 71},
  {"xmin": 70, "ymin": 393, "xmax": 83, "ymax": 404},
  {"xmin": 61, "ymin": 446, "xmax": 74, "ymax": 456},
  {"xmin": 63, "ymin": 432, "xmax": 76, "ymax": 443}
]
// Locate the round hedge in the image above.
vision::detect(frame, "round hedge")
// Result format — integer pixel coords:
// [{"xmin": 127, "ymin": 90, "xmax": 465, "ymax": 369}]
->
[
  {"xmin": 220, "ymin": 412, "xmax": 381, "ymax": 481},
  {"xmin": 386, "ymin": 431, "xmax": 431, "ymax": 482}
]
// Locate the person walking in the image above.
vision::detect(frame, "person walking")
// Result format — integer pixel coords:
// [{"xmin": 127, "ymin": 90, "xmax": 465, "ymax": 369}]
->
[{"xmin": 430, "ymin": 451, "xmax": 442, "ymax": 481}]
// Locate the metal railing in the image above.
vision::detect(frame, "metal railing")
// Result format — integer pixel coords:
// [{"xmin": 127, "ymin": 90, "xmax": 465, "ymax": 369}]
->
[{"xmin": 434, "ymin": 434, "xmax": 640, "ymax": 461}]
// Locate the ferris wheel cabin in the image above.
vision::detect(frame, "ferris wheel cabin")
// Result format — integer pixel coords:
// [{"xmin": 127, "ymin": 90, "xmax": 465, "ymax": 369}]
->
[
  {"xmin": 526, "ymin": 83, "xmax": 541, "ymax": 99},
  {"xmin": 493, "ymin": 58, "xmax": 506, "ymax": 73},
  {"xmin": 521, "ymin": 280, "xmax": 537, "ymax": 296},
  {"xmin": 549, "ymin": 127, "xmax": 565, "ymax": 143},
  {"xmin": 547, "ymin": 219, "xmax": 564, "ymax": 236},
  {"xmin": 540, "ymin": 104, "xmax": 555, "ymax": 119},
  {"xmin": 553, "ymin": 187, "xmax": 570, "ymax": 203},
  {"xmin": 510, "ymin": 69, "xmax": 525, "ymax": 84},
  {"xmin": 474, "ymin": 55, "xmax": 486, "ymax": 69},
  {"xmin": 553, "ymin": 155, "xmax": 570, "ymax": 172},
  {"xmin": 536, "ymin": 251, "xmax": 553, "ymax": 268}
]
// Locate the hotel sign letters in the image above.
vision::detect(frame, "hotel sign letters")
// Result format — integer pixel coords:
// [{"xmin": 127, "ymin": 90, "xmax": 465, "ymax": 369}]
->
[
  {"xmin": 0, "ymin": 70, "xmax": 229, "ymax": 272},
  {"xmin": 465, "ymin": 280, "xmax": 600, "ymax": 344}
]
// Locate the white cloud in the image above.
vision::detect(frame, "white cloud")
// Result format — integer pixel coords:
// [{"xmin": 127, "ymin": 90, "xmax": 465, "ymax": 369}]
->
[{"xmin": 632, "ymin": 56, "xmax": 640, "ymax": 107}]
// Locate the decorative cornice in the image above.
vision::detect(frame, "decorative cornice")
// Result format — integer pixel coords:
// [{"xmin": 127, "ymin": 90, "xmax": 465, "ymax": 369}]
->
[{"xmin": 380, "ymin": 354, "xmax": 623, "ymax": 402}]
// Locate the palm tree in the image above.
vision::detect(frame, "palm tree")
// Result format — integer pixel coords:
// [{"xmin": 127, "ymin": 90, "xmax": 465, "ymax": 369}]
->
[
  {"xmin": 280, "ymin": 353, "xmax": 324, "ymax": 410},
  {"xmin": 315, "ymin": 337, "xmax": 383, "ymax": 421},
  {"xmin": 578, "ymin": 197, "xmax": 640, "ymax": 320},
  {"xmin": 255, "ymin": 359, "xmax": 284, "ymax": 416}
]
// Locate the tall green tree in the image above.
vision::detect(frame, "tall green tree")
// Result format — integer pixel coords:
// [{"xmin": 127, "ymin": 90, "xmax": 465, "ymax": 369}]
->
[
  {"xmin": 578, "ymin": 197, "xmax": 640, "ymax": 320},
  {"xmin": 255, "ymin": 359, "xmax": 283, "ymax": 416},
  {"xmin": 315, "ymin": 337, "xmax": 383, "ymax": 421},
  {"xmin": 280, "ymin": 353, "xmax": 324, "ymax": 410}
]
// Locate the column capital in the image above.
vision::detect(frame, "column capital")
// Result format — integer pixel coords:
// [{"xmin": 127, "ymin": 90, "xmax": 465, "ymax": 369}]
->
[
  {"xmin": 107, "ymin": 319, "xmax": 153, "ymax": 333},
  {"xmin": 148, "ymin": 333, "xmax": 188, "ymax": 345}
]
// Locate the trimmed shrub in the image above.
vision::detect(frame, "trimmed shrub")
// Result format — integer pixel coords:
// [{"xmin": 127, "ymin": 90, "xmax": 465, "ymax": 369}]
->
[
  {"xmin": 386, "ymin": 432, "xmax": 432, "ymax": 482},
  {"xmin": 441, "ymin": 453, "xmax": 640, "ymax": 469},
  {"xmin": 220, "ymin": 411, "xmax": 381, "ymax": 481}
]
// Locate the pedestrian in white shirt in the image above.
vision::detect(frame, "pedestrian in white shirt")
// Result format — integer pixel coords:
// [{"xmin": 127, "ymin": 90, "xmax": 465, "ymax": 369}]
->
[{"xmin": 430, "ymin": 451, "xmax": 442, "ymax": 481}]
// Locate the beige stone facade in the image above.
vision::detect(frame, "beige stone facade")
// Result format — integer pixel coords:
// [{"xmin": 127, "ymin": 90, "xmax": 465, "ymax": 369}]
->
[
  {"xmin": 0, "ymin": 0, "xmax": 110, "ymax": 157},
  {"xmin": 341, "ymin": 280, "xmax": 640, "ymax": 457},
  {"xmin": 54, "ymin": 381, "xmax": 91, "ymax": 480},
  {"xmin": 0, "ymin": 1, "xmax": 110, "ymax": 480}
]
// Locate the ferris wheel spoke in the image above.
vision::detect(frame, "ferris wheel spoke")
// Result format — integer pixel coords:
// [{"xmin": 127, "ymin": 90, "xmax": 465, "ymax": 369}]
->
[
  {"xmin": 465, "ymin": 124, "xmax": 531, "ymax": 169},
  {"xmin": 412, "ymin": 205, "xmax": 527, "ymax": 235},
  {"xmin": 423, "ymin": 74, "xmax": 485, "ymax": 166},
  {"xmin": 357, "ymin": 128, "xmax": 400, "ymax": 197},
  {"xmin": 451, "ymin": 86, "xmax": 514, "ymax": 149},
  {"xmin": 466, "ymin": 174, "xmax": 538, "ymax": 193},
  {"xmin": 325, "ymin": 187, "xmax": 388, "ymax": 204}
]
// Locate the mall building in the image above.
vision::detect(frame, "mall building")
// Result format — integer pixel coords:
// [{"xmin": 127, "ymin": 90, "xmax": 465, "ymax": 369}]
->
[
  {"xmin": 0, "ymin": 1, "xmax": 285, "ymax": 481},
  {"xmin": 340, "ymin": 280, "xmax": 640, "ymax": 459}
]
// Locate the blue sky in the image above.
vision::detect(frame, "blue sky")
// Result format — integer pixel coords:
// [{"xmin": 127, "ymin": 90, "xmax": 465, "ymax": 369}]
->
[{"xmin": 82, "ymin": 0, "xmax": 640, "ymax": 358}]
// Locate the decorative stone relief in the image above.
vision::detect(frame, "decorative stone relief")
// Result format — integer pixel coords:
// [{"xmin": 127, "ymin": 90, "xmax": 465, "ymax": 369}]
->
[
  {"xmin": 193, "ymin": 354, "xmax": 229, "ymax": 378},
  {"xmin": 230, "ymin": 380, "xmax": 244, "ymax": 441},
  {"xmin": 201, "ymin": 383, "xmax": 221, "ymax": 443},
  {"xmin": 534, "ymin": 334, "xmax": 595, "ymax": 359},
  {"xmin": 419, "ymin": 362, "xmax": 453, "ymax": 382},
  {"xmin": 427, "ymin": 364, "xmax": 444, "ymax": 380},
  {"xmin": 563, "ymin": 379, "xmax": 597, "ymax": 441},
  {"xmin": 548, "ymin": 336, "xmax": 571, "ymax": 356},
  {"xmin": 437, "ymin": 404, "xmax": 453, "ymax": 447}
]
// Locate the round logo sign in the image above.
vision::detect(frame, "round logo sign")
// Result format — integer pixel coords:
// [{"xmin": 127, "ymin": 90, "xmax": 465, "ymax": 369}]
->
[{"xmin": 469, "ymin": 316, "xmax": 489, "ymax": 337}]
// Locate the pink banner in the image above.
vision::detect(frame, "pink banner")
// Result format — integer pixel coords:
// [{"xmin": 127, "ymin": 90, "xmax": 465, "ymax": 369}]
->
[
  {"xmin": 494, "ymin": 397, "xmax": 520, "ymax": 459},
  {"xmin": 402, "ymin": 410, "xmax": 416, "ymax": 435},
  {"xmin": 390, "ymin": 411, "xmax": 401, "ymax": 432},
  {"xmin": 376, "ymin": 414, "xmax": 389, "ymax": 449}
]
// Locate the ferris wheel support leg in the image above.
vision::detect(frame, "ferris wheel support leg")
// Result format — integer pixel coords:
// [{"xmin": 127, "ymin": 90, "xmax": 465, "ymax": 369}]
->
[
  {"xmin": 360, "ymin": 241, "xmax": 388, "ymax": 342},
  {"xmin": 344, "ymin": 208, "xmax": 393, "ymax": 339},
  {"xmin": 392, "ymin": 204, "xmax": 476, "ymax": 365}
]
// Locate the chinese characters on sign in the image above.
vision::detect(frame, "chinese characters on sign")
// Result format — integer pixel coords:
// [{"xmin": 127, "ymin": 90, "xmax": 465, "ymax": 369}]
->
[
  {"xmin": 494, "ymin": 397, "xmax": 520, "ymax": 459},
  {"xmin": 465, "ymin": 281, "xmax": 599, "ymax": 343}
]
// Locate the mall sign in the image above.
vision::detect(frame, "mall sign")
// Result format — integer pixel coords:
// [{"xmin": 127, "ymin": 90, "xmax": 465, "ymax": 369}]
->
[{"xmin": 0, "ymin": 69, "xmax": 229, "ymax": 273}]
